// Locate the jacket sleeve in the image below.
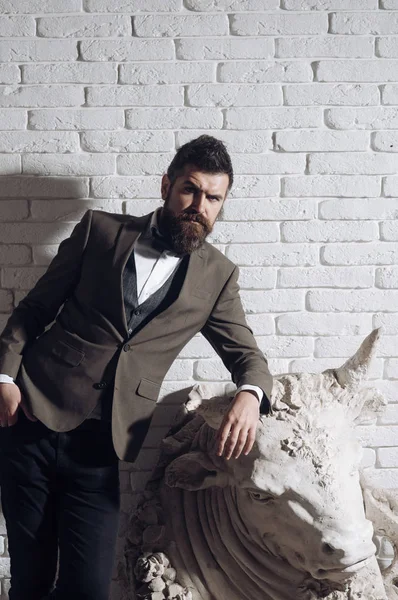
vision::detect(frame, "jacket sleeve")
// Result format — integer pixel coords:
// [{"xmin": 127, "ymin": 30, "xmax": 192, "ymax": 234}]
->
[
  {"xmin": 200, "ymin": 264, "xmax": 273, "ymax": 412},
  {"xmin": 0, "ymin": 209, "xmax": 93, "ymax": 378}
]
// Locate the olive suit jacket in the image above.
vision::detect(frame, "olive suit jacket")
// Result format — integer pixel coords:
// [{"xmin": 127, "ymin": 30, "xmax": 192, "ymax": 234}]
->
[{"xmin": 0, "ymin": 209, "xmax": 273, "ymax": 462}]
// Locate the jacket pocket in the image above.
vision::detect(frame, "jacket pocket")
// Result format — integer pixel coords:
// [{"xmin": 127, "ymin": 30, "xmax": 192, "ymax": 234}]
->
[
  {"xmin": 136, "ymin": 378, "xmax": 160, "ymax": 401},
  {"xmin": 51, "ymin": 339, "xmax": 85, "ymax": 367}
]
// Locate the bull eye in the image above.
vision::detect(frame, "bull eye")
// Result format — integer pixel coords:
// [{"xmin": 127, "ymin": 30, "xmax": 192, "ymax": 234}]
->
[{"xmin": 248, "ymin": 490, "xmax": 275, "ymax": 504}]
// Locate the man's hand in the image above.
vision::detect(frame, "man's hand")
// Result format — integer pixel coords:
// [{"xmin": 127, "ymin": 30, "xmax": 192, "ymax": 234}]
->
[
  {"xmin": 216, "ymin": 391, "xmax": 260, "ymax": 460},
  {"xmin": 0, "ymin": 383, "xmax": 37, "ymax": 427}
]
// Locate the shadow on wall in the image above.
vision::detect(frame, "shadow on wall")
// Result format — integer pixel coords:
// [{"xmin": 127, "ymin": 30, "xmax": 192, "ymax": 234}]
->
[{"xmin": 0, "ymin": 189, "xmax": 194, "ymax": 598}]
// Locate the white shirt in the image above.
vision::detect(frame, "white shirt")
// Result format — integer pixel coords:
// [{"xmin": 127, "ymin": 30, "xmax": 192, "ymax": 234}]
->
[{"xmin": 0, "ymin": 208, "xmax": 263, "ymax": 404}]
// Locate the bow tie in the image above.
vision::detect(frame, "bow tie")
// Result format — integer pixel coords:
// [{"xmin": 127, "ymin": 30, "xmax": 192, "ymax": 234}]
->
[{"xmin": 150, "ymin": 226, "xmax": 176, "ymax": 254}]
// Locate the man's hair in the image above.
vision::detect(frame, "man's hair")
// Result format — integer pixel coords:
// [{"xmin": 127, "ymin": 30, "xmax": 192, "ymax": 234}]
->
[{"xmin": 166, "ymin": 135, "xmax": 234, "ymax": 194}]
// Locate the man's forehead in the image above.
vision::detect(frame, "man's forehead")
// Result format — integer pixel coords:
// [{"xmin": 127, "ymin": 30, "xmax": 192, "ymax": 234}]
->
[{"xmin": 179, "ymin": 169, "xmax": 229, "ymax": 194}]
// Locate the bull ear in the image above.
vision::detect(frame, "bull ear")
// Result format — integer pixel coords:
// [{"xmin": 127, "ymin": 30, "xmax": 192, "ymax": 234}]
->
[
  {"xmin": 333, "ymin": 328, "xmax": 381, "ymax": 388},
  {"xmin": 186, "ymin": 385, "xmax": 234, "ymax": 430},
  {"xmin": 164, "ymin": 451, "xmax": 229, "ymax": 491}
]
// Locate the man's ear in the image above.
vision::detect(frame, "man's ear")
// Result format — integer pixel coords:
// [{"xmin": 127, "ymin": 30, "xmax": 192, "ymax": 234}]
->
[{"xmin": 161, "ymin": 173, "xmax": 170, "ymax": 201}]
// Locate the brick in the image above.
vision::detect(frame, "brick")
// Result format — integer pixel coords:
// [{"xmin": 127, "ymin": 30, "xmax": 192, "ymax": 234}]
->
[
  {"xmin": 381, "ymin": 84, "xmax": 398, "ymax": 104},
  {"xmin": 361, "ymin": 468, "xmax": 398, "ymax": 489},
  {"xmin": 82, "ymin": 131, "xmax": 173, "ymax": 153},
  {"xmin": 256, "ymin": 335, "xmax": 314, "ymax": 358},
  {"xmin": 0, "ymin": 244, "xmax": 31, "ymax": 265},
  {"xmin": 317, "ymin": 59, "xmax": 398, "ymax": 82},
  {"xmin": 276, "ymin": 35, "xmax": 373, "ymax": 58},
  {"xmin": 226, "ymin": 107, "xmax": 320, "ymax": 130},
  {"xmin": 384, "ymin": 176, "xmax": 398, "ymax": 196},
  {"xmin": 0, "ymin": 222, "xmax": 75, "ymax": 244},
  {"xmin": 30, "ymin": 199, "xmax": 122, "ymax": 222},
  {"xmin": 357, "ymin": 425, "xmax": 398, "ymax": 447},
  {"xmin": 84, "ymin": 0, "xmax": 182, "ymax": 10},
  {"xmin": 0, "ymin": 0, "xmax": 81, "ymax": 11},
  {"xmin": 377, "ymin": 267, "xmax": 398, "ymax": 288},
  {"xmin": 315, "ymin": 335, "xmax": 398, "ymax": 358},
  {"xmin": 91, "ymin": 176, "xmax": 159, "ymax": 199},
  {"xmin": 176, "ymin": 37, "xmax": 274, "ymax": 60},
  {"xmin": 0, "ymin": 131, "xmax": 79, "ymax": 153},
  {"xmin": 331, "ymin": 12, "xmax": 398, "ymax": 35},
  {"xmin": 0, "ymin": 200, "xmax": 29, "ymax": 221},
  {"xmin": 378, "ymin": 403, "xmax": 398, "ymax": 426},
  {"xmin": 361, "ymin": 448, "xmax": 376, "ymax": 469},
  {"xmin": 177, "ymin": 130, "xmax": 272, "ymax": 153},
  {"xmin": 309, "ymin": 152, "xmax": 398, "ymax": 175},
  {"xmin": 240, "ymin": 290, "xmax": 305, "ymax": 313},
  {"xmin": 0, "ymin": 85, "xmax": 84, "ymax": 108},
  {"xmin": 290, "ymin": 357, "xmax": 383, "ymax": 380},
  {"xmin": 322, "ymin": 243, "xmax": 398, "ymax": 266},
  {"xmin": 186, "ymin": 0, "xmax": 278, "ymax": 9},
  {"xmin": 79, "ymin": 39, "xmax": 174, "ymax": 62},
  {"xmin": 208, "ymin": 222, "xmax": 279, "ymax": 244},
  {"xmin": 219, "ymin": 61, "xmax": 312, "ymax": 83},
  {"xmin": 238, "ymin": 267, "xmax": 277, "ymax": 289},
  {"xmin": 124, "ymin": 199, "xmax": 163, "ymax": 216},
  {"xmin": 277, "ymin": 313, "xmax": 373, "ymax": 336},
  {"xmin": 37, "ymin": 15, "xmax": 131, "ymax": 37},
  {"xmin": 29, "ymin": 108, "xmax": 124, "ymax": 130},
  {"xmin": 119, "ymin": 62, "xmax": 215, "ymax": 84},
  {"xmin": 376, "ymin": 37, "xmax": 398, "ymax": 57},
  {"xmin": 326, "ymin": 107, "xmax": 398, "ymax": 129},
  {"xmin": 0, "ymin": 64, "xmax": 20, "ymax": 84},
  {"xmin": 164, "ymin": 359, "xmax": 193, "ymax": 381},
  {"xmin": 378, "ymin": 447, "xmax": 398, "ymax": 467},
  {"xmin": 275, "ymin": 130, "xmax": 369, "ymax": 152},
  {"xmin": 232, "ymin": 153, "xmax": 305, "ymax": 174},
  {"xmin": 187, "ymin": 83, "xmax": 282, "ymax": 107},
  {"xmin": 86, "ymin": 85, "xmax": 183, "ymax": 107},
  {"xmin": 2, "ymin": 267, "xmax": 47, "ymax": 289},
  {"xmin": 282, "ymin": 221, "xmax": 376, "ymax": 242},
  {"xmin": 372, "ymin": 131, "xmax": 398, "ymax": 151},
  {"xmin": 282, "ymin": 0, "xmax": 376, "ymax": 7},
  {"xmin": 0, "ymin": 40, "xmax": 77, "ymax": 62},
  {"xmin": 0, "ymin": 154, "xmax": 20, "ymax": 174},
  {"xmin": 194, "ymin": 358, "xmax": 231, "ymax": 381},
  {"xmin": 222, "ymin": 199, "xmax": 316, "ymax": 221},
  {"xmin": 307, "ymin": 290, "xmax": 398, "ymax": 312},
  {"xmin": 0, "ymin": 290, "xmax": 13, "ymax": 312},
  {"xmin": 278, "ymin": 267, "xmax": 374, "ymax": 289},
  {"xmin": 231, "ymin": 13, "xmax": 327, "ymax": 35},
  {"xmin": 178, "ymin": 336, "xmax": 214, "ymax": 359},
  {"xmin": 134, "ymin": 14, "xmax": 229, "ymax": 37},
  {"xmin": 0, "ymin": 177, "xmax": 89, "ymax": 198},
  {"xmin": 117, "ymin": 153, "xmax": 175, "ymax": 175},
  {"xmin": 285, "ymin": 84, "xmax": 378, "ymax": 106},
  {"xmin": 320, "ymin": 198, "xmax": 398, "ymax": 220},
  {"xmin": 227, "ymin": 176, "xmax": 279, "ymax": 198},
  {"xmin": 22, "ymin": 63, "xmax": 117, "ymax": 84},
  {"xmin": 23, "ymin": 154, "xmax": 115, "ymax": 176},
  {"xmin": 125, "ymin": 107, "xmax": 222, "ymax": 130},
  {"xmin": 0, "ymin": 558, "xmax": 10, "ymax": 578},
  {"xmin": 282, "ymin": 175, "xmax": 380, "ymax": 197},
  {"xmin": 385, "ymin": 359, "xmax": 398, "ymax": 378},
  {"xmin": 246, "ymin": 314, "xmax": 275, "ymax": 335},
  {"xmin": 382, "ymin": 0, "xmax": 398, "ymax": 6},
  {"xmin": 374, "ymin": 314, "xmax": 398, "ymax": 335},
  {"xmin": 380, "ymin": 221, "xmax": 398, "ymax": 242},
  {"xmin": 0, "ymin": 16, "xmax": 35, "ymax": 36},
  {"xmin": 0, "ymin": 109, "xmax": 26, "ymax": 129}
]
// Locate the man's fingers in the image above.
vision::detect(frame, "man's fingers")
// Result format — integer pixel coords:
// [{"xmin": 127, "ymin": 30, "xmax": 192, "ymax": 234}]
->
[
  {"xmin": 243, "ymin": 429, "xmax": 256, "ymax": 456},
  {"xmin": 224, "ymin": 428, "xmax": 241, "ymax": 460},
  {"xmin": 7, "ymin": 411, "xmax": 18, "ymax": 427},
  {"xmin": 216, "ymin": 420, "xmax": 233, "ymax": 456},
  {"xmin": 232, "ymin": 429, "xmax": 251, "ymax": 459}
]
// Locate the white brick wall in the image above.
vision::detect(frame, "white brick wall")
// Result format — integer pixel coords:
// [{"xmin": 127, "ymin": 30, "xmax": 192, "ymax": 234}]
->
[{"xmin": 0, "ymin": 1, "xmax": 397, "ymax": 597}]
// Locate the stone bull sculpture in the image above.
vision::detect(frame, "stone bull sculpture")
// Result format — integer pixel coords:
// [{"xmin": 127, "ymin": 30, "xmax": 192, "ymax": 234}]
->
[{"xmin": 126, "ymin": 328, "xmax": 396, "ymax": 600}]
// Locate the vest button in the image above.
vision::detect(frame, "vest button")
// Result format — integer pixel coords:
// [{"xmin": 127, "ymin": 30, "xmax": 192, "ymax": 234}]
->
[
  {"xmin": 134, "ymin": 309, "xmax": 141, "ymax": 316},
  {"xmin": 93, "ymin": 381, "xmax": 108, "ymax": 390},
  {"xmin": 123, "ymin": 343, "xmax": 131, "ymax": 352}
]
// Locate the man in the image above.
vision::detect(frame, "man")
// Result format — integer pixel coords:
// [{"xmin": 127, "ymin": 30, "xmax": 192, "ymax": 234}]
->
[{"xmin": 0, "ymin": 135, "xmax": 273, "ymax": 600}]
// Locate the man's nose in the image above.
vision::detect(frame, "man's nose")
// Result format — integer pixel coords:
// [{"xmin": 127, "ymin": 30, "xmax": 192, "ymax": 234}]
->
[{"xmin": 191, "ymin": 193, "xmax": 206, "ymax": 213}]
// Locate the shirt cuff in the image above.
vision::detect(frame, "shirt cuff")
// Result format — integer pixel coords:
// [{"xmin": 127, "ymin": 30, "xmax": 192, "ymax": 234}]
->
[
  {"xmin": 0, "ymin": 374, "xmax": 15, "ymax": 384},
  {"xmin": 234, "ymin": 384, "xmax": 263, "ymax": 403}
]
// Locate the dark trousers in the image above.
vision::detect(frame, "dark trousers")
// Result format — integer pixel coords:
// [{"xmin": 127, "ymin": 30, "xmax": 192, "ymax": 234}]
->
[{"xmin": 0, "ymin": 410, "xmax": 120, "ymax": 600}]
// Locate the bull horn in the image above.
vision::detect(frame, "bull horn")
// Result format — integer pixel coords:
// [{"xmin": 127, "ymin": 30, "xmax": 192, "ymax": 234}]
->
[{"xmin": 334, "ymin": 328, "xmax": 381, "ymax": 388}]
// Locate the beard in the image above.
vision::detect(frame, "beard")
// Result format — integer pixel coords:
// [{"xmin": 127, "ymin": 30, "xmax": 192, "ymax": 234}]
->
[{"xmin": 158, "ymin": 205, "xmax": 213, "ymax": 255}]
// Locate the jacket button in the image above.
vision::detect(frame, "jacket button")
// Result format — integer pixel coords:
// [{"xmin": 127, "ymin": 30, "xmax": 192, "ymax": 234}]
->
[
  {"xmin": 123, "ymin": 343, "xmax": 131, "ymax": 352},
  {"xmin": 93, "ymin": 381, "xmax": 108, "ymax": 389}
]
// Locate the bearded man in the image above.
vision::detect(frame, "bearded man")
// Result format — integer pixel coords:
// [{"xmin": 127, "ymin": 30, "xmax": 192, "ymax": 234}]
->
[{"xmin": 0, "ymin": 135, "xmax": 273, "ymax": 600}]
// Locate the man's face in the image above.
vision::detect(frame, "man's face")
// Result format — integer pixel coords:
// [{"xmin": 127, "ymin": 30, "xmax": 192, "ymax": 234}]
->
[{"xmin": 159, "ymin": 164, "xmax": 229, "ymax": 255}]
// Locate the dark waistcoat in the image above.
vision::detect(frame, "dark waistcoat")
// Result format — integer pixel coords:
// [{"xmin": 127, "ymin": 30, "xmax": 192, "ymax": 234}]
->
[{"xmin": 90, "ymin": 246, "xmax": 189, "ymax": 420}]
